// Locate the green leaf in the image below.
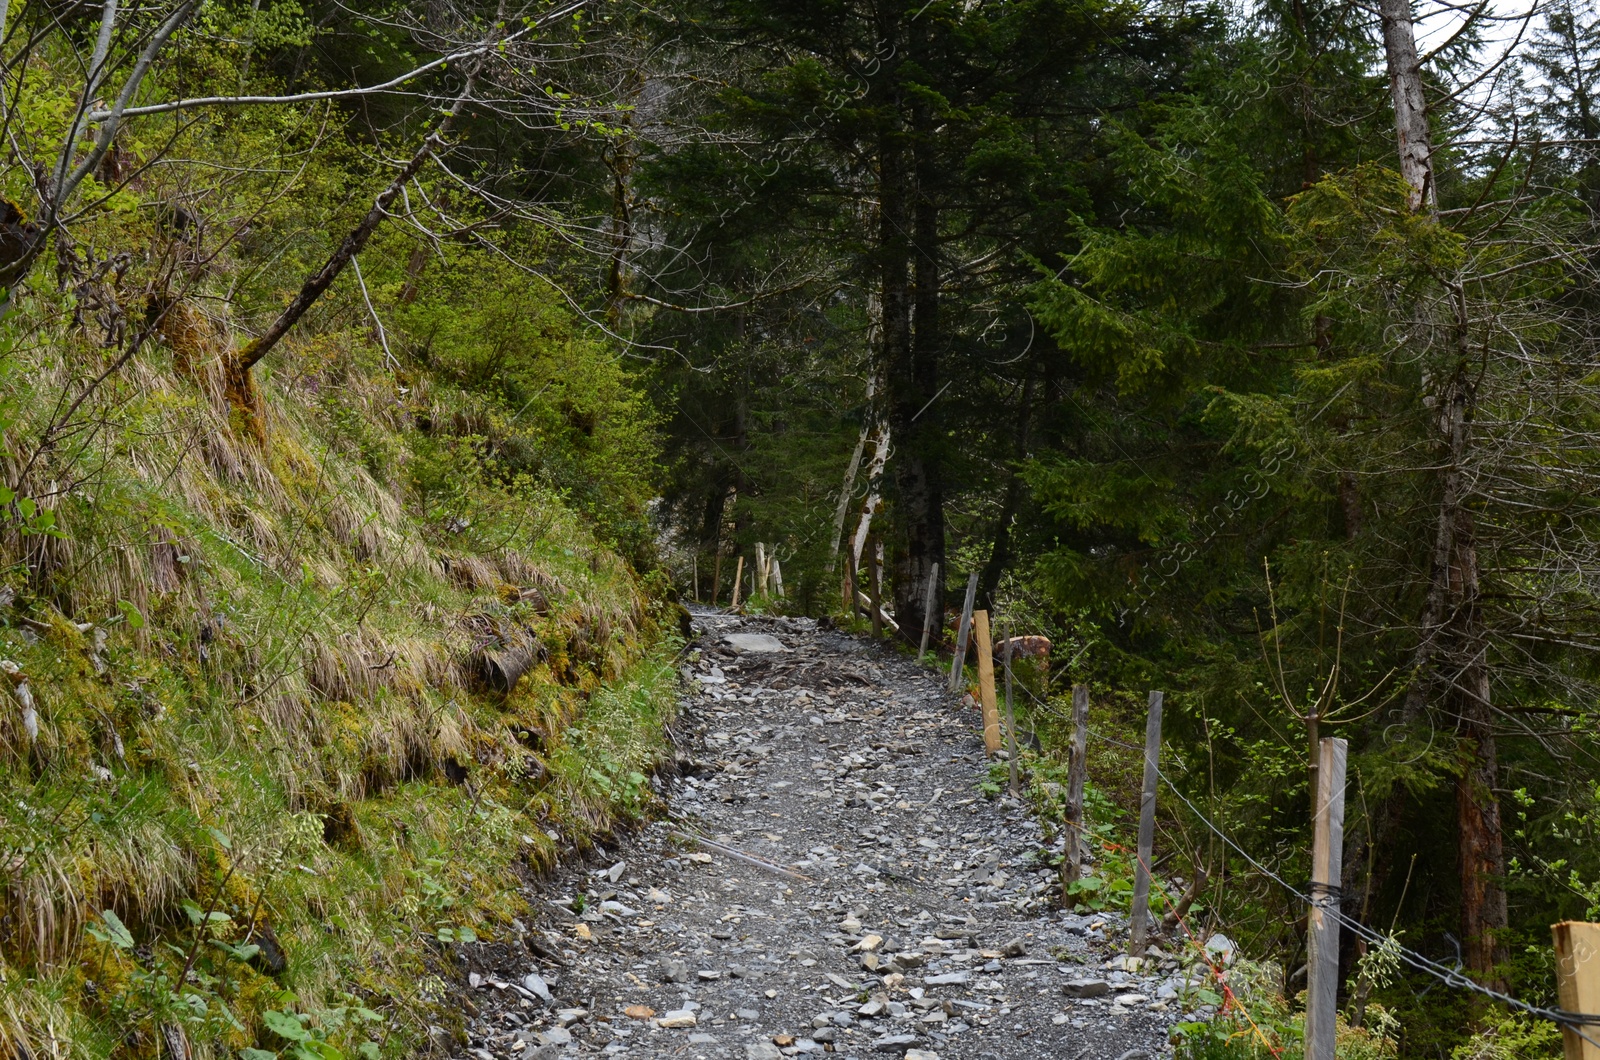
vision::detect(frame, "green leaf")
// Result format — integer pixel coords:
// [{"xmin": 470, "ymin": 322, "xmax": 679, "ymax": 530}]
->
[
  {"xmin": 211, "ymin": 939, "xmax": 261, "ymax": 962},
  {"xmin": 99, "ymin": 909, "xmax": 136, "ymax": 949},
  {"xmin": 118, "ymin": 600, "xmax": 146, "ymax": 630},
  {"xmin": 240, "ymin": 1049, "xmax": 278, "ymax": 1060},
  {"xmin": 262, "ymin": 1010, "xmax": 311, "ymax": 1043}
]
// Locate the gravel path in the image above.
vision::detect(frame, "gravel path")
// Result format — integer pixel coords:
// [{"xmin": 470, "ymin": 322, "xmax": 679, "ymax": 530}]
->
[{"xmin": 453, "ymin": 612, "xmax": 1215, "ymax": 1060}]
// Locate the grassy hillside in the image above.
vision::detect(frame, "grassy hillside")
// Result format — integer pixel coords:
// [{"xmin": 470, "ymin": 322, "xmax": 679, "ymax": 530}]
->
[{"xmin": 0, "ymin": 64, "xmax": 678, "ymax": 1052}]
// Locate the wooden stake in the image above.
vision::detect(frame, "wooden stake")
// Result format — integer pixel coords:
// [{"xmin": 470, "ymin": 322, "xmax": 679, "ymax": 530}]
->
[
  {"xmin": 948, "ymin": 573, "xmax": 979, "ymax": 693},
  {"xmin": 973, "ymin": 610, "xmax": 1000, "ymax": 755},
  {"xmin": 755, "ymin": 542, "xmax": 768, "ymax": 596},
  {"xmin": 919, "ymin": 562, "xmax": 940, "ymax": 657},
  {"xmin": 712, "ymin": 551, "xmax": 722, "ymax": 607},
  {"xmin": 869, "ymin": 537, "xmax": 883, "ymax": 638},
  {"xmin": 1306, "ymin": 737, "xmax": 1348, "ymax": 1060},
  {"xmin": 1128, "ymin": 690, "xmax": 1163, "ymax": 958},
  {"xmin": 731, "ymin": 555, "xmax": 744, "ymax": 609},
  {"xmin": 1554, "ymin": 921, "xmax": 1600, "ymax": 1060},
  {"xmin": 1062, "ymin": 684, "xmax": 1090, "ymax": 899},
  {"xmin": 1003, "ymin": 632, "xmax": 1019, "ymax": 795}
]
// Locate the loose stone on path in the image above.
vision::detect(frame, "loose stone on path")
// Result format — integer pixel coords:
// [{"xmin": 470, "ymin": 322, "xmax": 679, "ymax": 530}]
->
[{"xmin": 448, "ymin": 609, "xmax": 1208, "ymax": 1058}]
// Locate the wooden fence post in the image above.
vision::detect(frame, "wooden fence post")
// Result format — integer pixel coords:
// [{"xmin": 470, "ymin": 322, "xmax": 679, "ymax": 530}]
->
[
  {"xmin": 1003, "ymin": 632, "xmax": 1019, "ymax": 794},
  {"xmin": 1554, "ymin": 921, "xmax": 1600, "ymax": 1060},
  {"xmin": 973, "ymin": 610, "xmax": 1001, "ymax": 755},
  {"xmin": 1062, "ymin": 683, "xmax": 1090, "ymax": 899},
  {"xmin": 948, "ymin": 573, "xmax": 979, "ymax": 692},
  {"xmin": 868, "ymin": 536, "xmax": 883, "ymax": 637},
  {"xmin": 772, "ymin": 558, "xmax": 784, "ymax": 598},
  {"xmin": 1128, "ymin": 690, "xmax": 1163, "ymax": 958},
  {"xmin": 919, "ymin": 562, "xmax": 940, "ymax": 657},
  {"xmin": 730, "ymin": 555, "xmax": 744, "ymax": 609},
  {"xmin": 755, "ymin": 542, "xmax": 768, "ymax": 596},
  {"xmin": 1306, "ymin": 737, "xmax": 1348, "ymax": 1060}
]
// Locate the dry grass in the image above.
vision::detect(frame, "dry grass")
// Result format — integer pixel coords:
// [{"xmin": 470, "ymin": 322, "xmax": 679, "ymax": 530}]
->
[{"xmin": 0, "ymin": 292, "xmax": 673, "ymax": 1060}]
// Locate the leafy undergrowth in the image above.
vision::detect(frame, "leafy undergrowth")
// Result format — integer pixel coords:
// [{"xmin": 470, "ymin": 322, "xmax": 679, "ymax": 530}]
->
[
  {"xmin": 0, "ymin": 282, "xmax": 679, "ymax": 1058},
  {"xmin": 1169, "ymin": 957, "xmax": 1400, "ymax": 1059}
]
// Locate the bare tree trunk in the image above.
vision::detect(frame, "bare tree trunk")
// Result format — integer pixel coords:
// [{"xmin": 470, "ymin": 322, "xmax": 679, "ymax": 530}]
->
[
  {"xmin": 1376, "ymin": 6, "xmax": 1506, "ymax": 986},
  {"xmin": 602, "ymin": 72, "xmax": 641, "ymax": 325},
  {"xmin": 978, "ymin": 369, "xmax": 1037, "ymax": 610},
  {"xmin": 849, "ymin": 424, "xmax": 892, "ymax": 577},
  {"xmin": 1450, "ymin": 508, "xmax": 1509, "ymax": 986},
  {"xmin": 828, "ymin": 370, "xmax": 879, "ymax": 573},
  {"xmin": 235, "ymin": 60, "xmax": 484, "ymax": 378},
  {"xmin": 1378, "ymin": 0, "xmax": 1434, "ymax": 211},
  {"xmin": 237, "ymin": 128, "xmax": 454, "ymax": 372},
  {"xmin": 880, "ymin": 30, "xmax": 943, "ymax": 642}
]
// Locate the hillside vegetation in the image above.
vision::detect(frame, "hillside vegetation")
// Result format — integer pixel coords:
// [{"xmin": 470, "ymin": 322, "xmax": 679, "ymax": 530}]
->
[{"xmin": 0, "ymin": 5, "xmax": 676, "ymax": 1056}]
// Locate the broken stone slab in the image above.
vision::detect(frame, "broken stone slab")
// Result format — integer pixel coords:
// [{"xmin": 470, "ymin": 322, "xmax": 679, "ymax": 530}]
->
[
  {"xmin": 871, "ymin": 1034, "xmax": 922, "ymax": 1053},
  {"xmin": 721, "ymin": 633, "xmax": 787, "ymax": 653},
  {"xmin": 521, "ymin": 973, "xmax": 553, "ymax": 1004},
  {"xmin": 924, "ymin": 972, "xmax": 969, "ymax": 986},
  {"xmin": 657, "ymin": 1009, "xmax": 697, "ymax": 1028},
  {"xmin": 1062, "ymin": 978, "xmax": 1112, "ymax": 998}
]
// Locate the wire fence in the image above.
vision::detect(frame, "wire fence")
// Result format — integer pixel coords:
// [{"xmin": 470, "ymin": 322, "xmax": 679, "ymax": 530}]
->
[{"xmin": 996, "ymin": 670, "xmax": 1600, "ymax": 1049}]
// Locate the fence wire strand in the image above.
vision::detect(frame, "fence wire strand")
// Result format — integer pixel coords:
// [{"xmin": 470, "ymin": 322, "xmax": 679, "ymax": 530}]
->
[{"xmin": 994, "ymin": 674, "xmax": 1600, "ymax": 1047}]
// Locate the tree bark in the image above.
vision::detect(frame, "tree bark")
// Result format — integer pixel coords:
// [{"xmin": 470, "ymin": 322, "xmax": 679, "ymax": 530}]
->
[
  {"xmin": 1378, "ymin": 0, "xmax": 1435, "ymax": 211},
  {"xmin": 1376, "ymin": 0, "xmax": 1506, "ymax": 989},
  {"xmin": 235, "ymin": 64, "xmax": 480, "ymax": 375},
  {"xmin": 885, "ymin": 29, "xmax": 945, "ymax": 641},
  {"xmin": 1449, "ymin": 509, "xmax": 1509, "ymax": 985},
  {"xmin": 829, "ymin": 370, "xmax": 879, "ymax": 573},
  {"xmin": 979, "ymin": 370, "xmax": 1037, "ymax": 610}
]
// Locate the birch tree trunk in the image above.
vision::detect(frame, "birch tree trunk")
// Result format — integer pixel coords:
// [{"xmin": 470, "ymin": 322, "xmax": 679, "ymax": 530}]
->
[{"xmin": 828, "ymin": 370, "xmax": 878, "ymax": 573}]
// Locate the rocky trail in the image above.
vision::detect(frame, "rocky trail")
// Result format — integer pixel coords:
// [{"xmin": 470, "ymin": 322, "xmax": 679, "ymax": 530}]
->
[{"xmin": 451, "ymin": 611, "xmax": 1219, "ymax": 1060}]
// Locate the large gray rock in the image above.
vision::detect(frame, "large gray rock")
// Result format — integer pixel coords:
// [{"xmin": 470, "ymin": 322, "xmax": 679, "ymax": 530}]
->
[
  {"xmin": 871, "ymin": 1034, "xmax": 921, "ymax": 1053},
  {"xmin": 1062, "ymin": 977, "xmax": 1112, "ymax": 997},
  {"xmin": 721, "ymin": 633, "xmax": 787, "ymax": 653}
]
